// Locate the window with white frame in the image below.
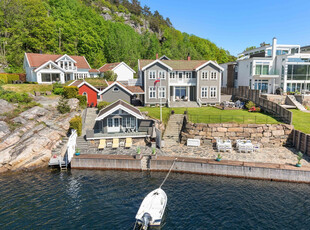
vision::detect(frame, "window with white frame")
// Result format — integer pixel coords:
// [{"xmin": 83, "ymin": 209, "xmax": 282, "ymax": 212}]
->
[
  {"xmin": 158, "ymin": 71, "xmax": 166, "ymax": 79},
  {"xmin": 108, "ymin": 118, "xmax": 113, "ymax": 127},
  {"xmin": 201, "ymin": 87, "xmax": 208, "ymax": 98},
  {"xmin": 149, "ymin": 87, "xmax": 156, "ymax": 98},
  {"xmin": 158, "ymin": 86, "xmax": 166, "ymax": 98},
  {"xmin": 210, "ymin": 87, "xmax": 217, "ymax": 98},
  {"xmin": 202, "ymin": 71, "xmax": 208, "ymax": 79},
  {"xmin": 210, "ymin": 71, "xmax": 217, "ymax": 80},
  {"xmin": 170, "ymin": 72, "xmax": 176, "ymax": 78},
  {"xmin": 149, "ymin": 70, "xmax": 156, "ymax": 79},
  {"xmin": 185, "ymin": 72, "xmax": 192, "ymax": 78},
  {"xmin": 113, "ymin": 87, "xmax": 119, "ymax": 92}
]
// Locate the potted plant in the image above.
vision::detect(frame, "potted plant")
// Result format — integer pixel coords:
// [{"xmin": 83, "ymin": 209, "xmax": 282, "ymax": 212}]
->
[
  {"xmin": 152, "ymin": 147, "xmax": 156, "ymax": 155},
  {"xmin": 136, "ymin": 146, "xmax": 141, "ymax": 159},
  {"xmin": 75, "ymin": 147, "xmax": 80, "ymax": 156},
  {"xmin": 171, "ymin": 110, "xmax": 175, "ymax": 115},
  {"xmin": 296, "ymin": 152, "xmax": 303, "ymax": 167},
  {"xmin": 216, "ymin": 153, "xmax": 222, "ymax": 162}
]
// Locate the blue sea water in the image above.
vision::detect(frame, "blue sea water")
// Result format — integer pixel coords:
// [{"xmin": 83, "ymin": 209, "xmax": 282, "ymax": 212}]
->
[{"xmin": 0, "ymin": 169, "xmax": 310, "ymax": 229}]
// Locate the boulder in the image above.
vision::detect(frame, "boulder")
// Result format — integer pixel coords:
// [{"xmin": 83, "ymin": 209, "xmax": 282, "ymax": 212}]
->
[
  {"xmin": 0, "ymin": 99, "xmax": 15, "ymax": 114},
  {"xmin": 68, "ymin": 98, "xmax": 79, "ymax": 111},
  {"xmin": 19, "ymin": 106, "xmax": 48, "ymax": 120},
  {"xmin": 0, "ymin": 121, "xmax": 10, "ymax": 139}
]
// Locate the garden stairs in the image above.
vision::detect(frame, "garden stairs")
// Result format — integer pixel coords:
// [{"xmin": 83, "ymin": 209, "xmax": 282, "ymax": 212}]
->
[
  {"xmin": 163, "ymin": 114, "xmax": 185, "ymax": 147},
  {"xmin": 286, "ymin": 95, "xmax": 309, "ymax": 112}
]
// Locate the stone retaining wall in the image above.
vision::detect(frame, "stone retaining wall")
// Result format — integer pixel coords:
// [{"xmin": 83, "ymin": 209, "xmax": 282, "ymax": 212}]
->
[{"xmin": 181, "ymin": 119, "xmax": 294, "ymax": 148}]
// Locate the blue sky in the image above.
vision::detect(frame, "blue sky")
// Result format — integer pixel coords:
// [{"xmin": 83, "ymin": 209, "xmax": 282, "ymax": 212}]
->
[{"xmin": 140, "ymin": 0, "xmax": 310, "ymax": 56}]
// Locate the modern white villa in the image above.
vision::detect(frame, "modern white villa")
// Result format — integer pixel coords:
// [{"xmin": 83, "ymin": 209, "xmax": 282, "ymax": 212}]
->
[{"xmin": 221, "ymin": 38, "xmax": 310, "ymax": 94}]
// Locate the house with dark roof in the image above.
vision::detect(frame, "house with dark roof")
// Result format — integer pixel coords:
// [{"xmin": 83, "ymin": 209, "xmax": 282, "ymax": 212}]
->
[
  {"xmin": 23, "ymin": 53, "xmax": 97, "ymax": 84},
  {"xmin": 86, "ymin": 99, "xmax": 154, "ymax": 140},
  {"xmin": 98, "ymin": 62, "xmax": 136, "ymax": 82},
  {"xmin": 138, "ymin": 55, "xmax": 224, "ymax": 107},
  {"xmin": 98, "ymin": 81, "xmax": 144, "ymax": 106}
]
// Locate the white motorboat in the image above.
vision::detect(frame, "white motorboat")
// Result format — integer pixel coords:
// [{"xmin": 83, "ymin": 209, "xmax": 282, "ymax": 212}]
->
[{"xmin": 135, "ymin": 188, "xmax": 167, "ymax": 229}]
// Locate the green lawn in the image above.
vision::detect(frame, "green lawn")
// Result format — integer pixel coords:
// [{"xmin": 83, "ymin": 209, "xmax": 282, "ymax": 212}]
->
[
  {"xmin": 2, "ymin": 84, "xmax": 53, "ymax": 94},
  {"xmin": 140, "ymin": 107, "xmax": 281, "ymax": 125},
  {"xmin": 65, "ymin": 78, "xmax": 107, "ymax": 87},
  {"xmin": 290, "ymin": 109, "xmax": 310, "ymax": 134}
]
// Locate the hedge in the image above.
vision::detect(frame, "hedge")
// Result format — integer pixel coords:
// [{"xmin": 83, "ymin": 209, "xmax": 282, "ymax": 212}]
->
[
  {"xmin": 63, "ymin": 86, "xmax": 79, "ymax": 99},
  {"xmin": 76, "ymin": 95, "xmax": 87, "ymax": 108},
  {"xmin": 98, "ymin": 101, "xmax": 111, "ymax": 110},
  {"xmin": 69, "ymin": 116, "xmax": 82, "ymax": 136},
  {"xmin": 0, "ymin": 74, "xmax": 19, "ymax": 84}
]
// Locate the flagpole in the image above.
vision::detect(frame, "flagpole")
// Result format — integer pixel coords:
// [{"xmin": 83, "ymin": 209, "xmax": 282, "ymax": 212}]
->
[{"xmin": 160, "ymin": 75, "xmax": 162, "ymax": 122}]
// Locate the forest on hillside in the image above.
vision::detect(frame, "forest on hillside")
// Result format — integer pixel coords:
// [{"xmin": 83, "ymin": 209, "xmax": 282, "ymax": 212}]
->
[{"xmin": 0, "ymin": 0, "xmax": 235, "ymax": 72}]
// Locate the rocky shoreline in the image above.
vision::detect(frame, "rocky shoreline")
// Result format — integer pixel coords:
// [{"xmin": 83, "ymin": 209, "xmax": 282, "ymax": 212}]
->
[{"xmin": 0, "ymin": 98, "xmax": 80, "ymax": 173}]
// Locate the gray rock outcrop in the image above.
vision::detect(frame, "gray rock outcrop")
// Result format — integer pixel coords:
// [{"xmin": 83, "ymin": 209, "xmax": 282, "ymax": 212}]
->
[
  {"xmin": 0, "ymin": 99, "xmax": 15, "ymax": 114},
  {"xmin": 0, "ymin": 98, "xmax": 81, "ymax": 173}
]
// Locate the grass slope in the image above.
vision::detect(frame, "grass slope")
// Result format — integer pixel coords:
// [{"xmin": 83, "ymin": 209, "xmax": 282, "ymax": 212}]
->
[
  {"xmin": 2, "ymin": 84, "xmax": 53, "ymax": 94},
  {"xmin": 140, "ymin": 107, "xmax": 280, "ymax": 125},
  {"xmin": 291, "ymin": 109, "xmax": 310, "ymax": 134}
]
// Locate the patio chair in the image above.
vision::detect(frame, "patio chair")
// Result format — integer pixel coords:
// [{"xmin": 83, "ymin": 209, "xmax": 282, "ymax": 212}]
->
[
  {"xmin": 246, "ymin": 144, "xmax": 254, "ymax": 153},
  {"xmin": 98, "ymin": 139, "xmax": 106, "ymax": 150},
  {"xmin": 119, "ymin": 139, "xmax": 125, "ymax": 148},
  {"xmin": 217, "ymin": 143, "xmax": 226, "ymax": 152},
  {"xmin": 175, "ymin": 96, "xmax": 180, "ymax": 101},
  {"xmin": 112, "ymin": 138, "xmax": 119, "ymax": 149},
  {"xmin": 34, "ymin": 91, "xmax": 41, "ymax": 96},
  {"xmin": 125, "ymin": 138, "xmax": 132, "ymax": 149},
  {"xmin": 238, "ymin": 144, "xmax": 247, "ymax": 153},
  {"xmin": 183, "ymin": 96, "xmax": 188, "ymax": 101}
]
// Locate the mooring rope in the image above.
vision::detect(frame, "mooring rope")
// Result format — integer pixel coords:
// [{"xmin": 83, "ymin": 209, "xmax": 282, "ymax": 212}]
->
[{"xmin": 159, "ymin": 158, "xmax": 177, "ymax": 189}]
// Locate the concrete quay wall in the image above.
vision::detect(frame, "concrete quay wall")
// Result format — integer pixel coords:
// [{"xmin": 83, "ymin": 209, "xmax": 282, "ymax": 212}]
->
[{"xmin": 71, "ymin": 155, "xmax": 310, "ymax": 183}]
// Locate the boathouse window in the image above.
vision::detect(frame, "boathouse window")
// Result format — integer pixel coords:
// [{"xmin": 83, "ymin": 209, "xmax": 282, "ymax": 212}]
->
[{"xmin": 108, "ymin": 118, "xmax": 113, "ymax": 127}]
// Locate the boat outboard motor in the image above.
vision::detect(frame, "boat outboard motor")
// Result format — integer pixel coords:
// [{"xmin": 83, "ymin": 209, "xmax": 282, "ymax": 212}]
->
[{"xmin": 141, "ymin": 212, "xmax": 152, "ymax": 229}]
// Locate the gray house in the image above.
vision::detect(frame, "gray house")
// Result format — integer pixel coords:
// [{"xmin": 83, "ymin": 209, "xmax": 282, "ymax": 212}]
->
[
  {"xmin": 98, "ymin": 81, "xmax": 144, "ymax": 106},
  {"xmin": 138, "ymin": 56, "xmax": 223, "ymax": 107},
  {"xmin": 86, "ymin": 100, "xmax": 154, "ymax": 140}
]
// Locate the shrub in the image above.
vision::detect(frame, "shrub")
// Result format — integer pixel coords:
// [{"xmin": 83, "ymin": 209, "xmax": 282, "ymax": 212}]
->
[
  {"xmin": 53, "ymin": 88, "xmax": 64, "ymax": 95},
  {"xmin": 0, "ymin": 88, "xmax": 32, "ymax": 103},
  {"xmin": 69, "ymin": 116, "xmax": 82, "ymax": 136},
  {"xmin": 0, "ymin": 73, "xmax": 19, "ymax": 84},
  {"xmin": 97, "ymin": 101, "xmax": 110, "ymax": 110},
  {"xmin": 245, "ymin": 101, "xmax": 256, "ymax": 110},
  {"xmin": 103, "ymin": 70, "xmax": 117, "ymax": 81},
  {"xmin": 76, "ymin": 95, "xmax": 87, "ymax": 108},
  {"xmin": 57, "ymin": 97, "xmax": 70, "ymax": 114},
  {"xmin": 63, "ymin": 86, "xmax": 79, "ymax": 99},
  {"xmin": 53, "ymin": 82, "xmax": 63, "ymax": 90}
]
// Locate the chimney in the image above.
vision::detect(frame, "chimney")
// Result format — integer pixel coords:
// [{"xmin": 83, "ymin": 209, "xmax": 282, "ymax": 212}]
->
[
  {"xmin": 272, "ymin": 37, "xmax": 277, "ymax": 59},
  {"xmin": 156, "ymin": 53, "xmax": 159, "ymax": 59},
  {"xmin": 187, "ymin": 53, "xmax": 191, "ymax": 61}
]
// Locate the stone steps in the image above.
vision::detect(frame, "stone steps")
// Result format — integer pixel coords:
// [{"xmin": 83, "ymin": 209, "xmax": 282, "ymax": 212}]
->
[
  {"xmin": 163, "ymin": 114, "xmax": 184, "ymax": 147},
  {"xmin": 287, "ymin": 95, "xmax": 308, "ymax": 112}
]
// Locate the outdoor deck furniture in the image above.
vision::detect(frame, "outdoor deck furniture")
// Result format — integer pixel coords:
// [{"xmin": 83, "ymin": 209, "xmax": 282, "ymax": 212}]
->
[
  {"xmin": 175, "ymin": 96, "xmax": 180, "ymax": 101},
  {"xmin": 98, "ymin": 139, "xmax": 106, "ymax": 150},
  {"xmin": 106, "ymin": 141, "xmax": 112, "ymax": 148},
  {"xmin": 119, "ymin": 139, "xmax": 125, "ymax": 147},
  {"xmin": 46, "ymin": 91, "xmax": 52, "ymax": 95},
  {"xmin": 112, "ymin": 138, "xmax": 119, "ymax": 149},
  {"xmin": 34, "ymin": 91, "xmax": 41, "ymax": 96},
  {"xmin": 253, "ymin": 144, "xmax": 260, "ymax": 152},
  {"xmin": 125, "ymin": 138, "xmax": 132, "ymax": 148},
  {"xmin": 183, "ymin": 96, "xmax": 188, "ymax": 101}
]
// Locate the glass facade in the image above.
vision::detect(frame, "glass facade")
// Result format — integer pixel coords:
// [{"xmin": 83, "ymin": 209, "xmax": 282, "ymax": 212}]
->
[
  {"xmin": 286, "ymin": 83, "xmax": 309, "ymax": 93},
  {"xmin": 254, "ymin": 80, "xmax": 268, "ymax": 93},
  {"xmin": 255, "ymin": 64, "xmax": 269, "ymax": 75},
  {"xmin": 287, "ymin": 65, "xmax": 310, "ymax": 80},
  {"xmin": 41, "ymin": 73, "xmax": 60, "ymax": 82}
]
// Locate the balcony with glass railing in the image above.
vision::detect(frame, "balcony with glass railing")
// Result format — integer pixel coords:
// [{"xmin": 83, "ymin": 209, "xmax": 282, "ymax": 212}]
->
[{"xmin": 169, "ymin": 77, "xmax": 197, "ymax": 85}]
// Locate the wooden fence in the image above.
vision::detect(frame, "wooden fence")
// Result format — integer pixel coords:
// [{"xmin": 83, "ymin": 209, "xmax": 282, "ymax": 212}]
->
[
  {"xmin": 221, "ymin": 86, "xmax": 292, "ymax": 124},
  {"xmin": 292, "ymin": 130, "xmax": 310, "ymax": 156}
]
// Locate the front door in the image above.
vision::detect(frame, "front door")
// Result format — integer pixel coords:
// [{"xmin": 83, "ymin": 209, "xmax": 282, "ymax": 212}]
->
[
  {"xmin": 175, "ymin": 86, "xmax": 187, "ymax": 100},
  {"xmin": 107, "ymin": 118, "xmax": 120, "ymax": 133}
]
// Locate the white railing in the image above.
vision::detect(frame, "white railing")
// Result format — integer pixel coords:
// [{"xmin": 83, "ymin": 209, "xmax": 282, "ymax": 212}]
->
[
  {"xmin": 169, "ymin": 78, "xmax": 196, "ymax": 85},
  {"xmin": 66, "ymin": 129, "xmax": 77, "ymax": 164}
]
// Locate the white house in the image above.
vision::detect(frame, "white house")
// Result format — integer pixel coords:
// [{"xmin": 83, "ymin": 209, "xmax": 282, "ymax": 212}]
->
[
  {"xmin": 221, "ymin": 38, "xmax": 310, "ymax": 94},
  {"xmin": 98, "ymin": 62, "xmax": 136, "ymax": 82},
  {"xmin": 23, "ymin": 53, "xmax": 95, "ymax": 84}
]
